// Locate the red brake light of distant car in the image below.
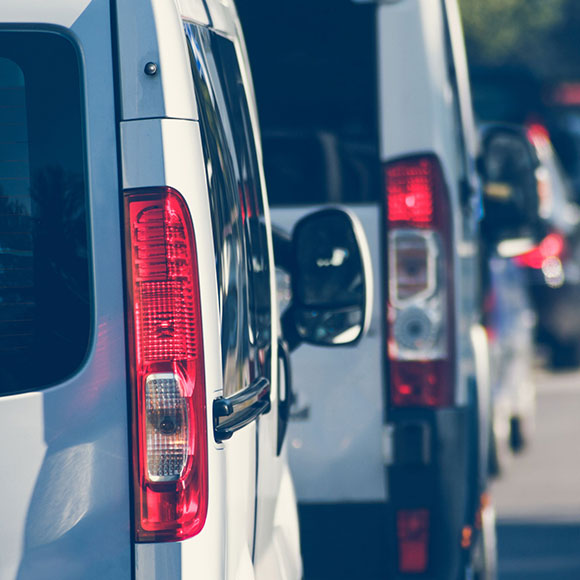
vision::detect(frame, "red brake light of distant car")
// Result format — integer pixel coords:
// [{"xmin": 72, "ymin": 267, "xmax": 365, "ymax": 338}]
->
[
  {"xmin": 385, "ymin": 156, "xmax": 455, "ymax": 407},
  {"xmin": 526, "ymin": 123, "xmax": 550, "ymax": 148},
  {"xmin": 549, "ymin": 83, "xmax": 580, "ymax": 107},
  {"xmin": 125, "ymin": 187, "xmax": 208, "ymax": 542},
  {"xmin": 513, "ymin": 232, "xmax": 565, "ymax": 269},
  {"xmin": 397, "ymin": 509, "xmax": 430, "ymax": 573}
]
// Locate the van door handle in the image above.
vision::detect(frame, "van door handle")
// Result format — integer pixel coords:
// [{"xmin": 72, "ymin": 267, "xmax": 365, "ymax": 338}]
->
[{"xmin": 213, "ymin": 377, "xmax": 271, "ymax": 442}]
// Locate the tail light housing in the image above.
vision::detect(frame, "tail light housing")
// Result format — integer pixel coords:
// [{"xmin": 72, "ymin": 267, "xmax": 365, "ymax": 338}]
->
[
  {"xmin": 397, "ymin": 509, "xmax": 430, "ymax": 573},
  {"xmin": 385, "ymin": 156, "xmax": 455, "ymax": 407},
  {"xmin": 125, "ymin": 187, "xmax": 208, "ymax": 542}
]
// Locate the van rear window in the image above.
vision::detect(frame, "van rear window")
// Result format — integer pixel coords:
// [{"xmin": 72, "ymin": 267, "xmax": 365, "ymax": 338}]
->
[
  {"xmin": 237, "ymin": 0, "xmax": 380, "ymax": 205},
  {"xmin": 0, "ymin": 31, "xmax": 90, "ymax": 396}
]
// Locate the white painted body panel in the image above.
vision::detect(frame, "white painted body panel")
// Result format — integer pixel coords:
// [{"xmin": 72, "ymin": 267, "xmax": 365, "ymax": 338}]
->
[
  {"xmin": 177, "ymin": 0, "xmax": 210, "ymax": 25},
  {"xmin": 116, "ymin": 0, "xmax": 198, "ymax": 121},
  {"xmin": 272, "ymin": 205, "xmax": 386, "ymax": 502},
  {"xmin": 0, "ymin": 2, "xmax": 132, "ymax": 579}
]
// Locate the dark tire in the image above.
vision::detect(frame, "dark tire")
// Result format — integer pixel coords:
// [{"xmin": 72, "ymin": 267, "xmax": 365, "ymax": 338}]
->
[
  {"xmin": 549, "ymin": 340, "xmax": 580, "ymax": 370},
  {"xmin": 488, "ymin": 416, "xmax": 511, "ymax": 478},
  {"xmin": 509, "ymin": 416, "xmax": 527, "ymax": 453},
  {"xmin": 487, "ymin": 427, "xmax": 501, "ymax": 478}
]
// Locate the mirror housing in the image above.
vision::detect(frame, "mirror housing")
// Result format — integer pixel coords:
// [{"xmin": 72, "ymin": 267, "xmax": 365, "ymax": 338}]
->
[
  {"xmin": 478, "ymin": 124, "xmax": 541, "ymax": 244},
  {"xmin": 274, "ymin": 208, "xmax": 372, "ymax": 351}
]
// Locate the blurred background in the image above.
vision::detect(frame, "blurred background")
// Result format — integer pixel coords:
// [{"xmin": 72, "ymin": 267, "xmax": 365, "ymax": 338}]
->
[{"xmin": 460, "ymin": 3, "xmax": 580, "ymax": 579}]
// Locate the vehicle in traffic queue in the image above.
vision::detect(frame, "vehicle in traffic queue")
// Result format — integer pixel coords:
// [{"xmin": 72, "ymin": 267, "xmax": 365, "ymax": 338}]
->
[
  {"xmin": 238, "ymin": 0, "xmax": 498, "ymax": 578},
  {"xmin": 470, "ymin": 70, "xmax": 580, "ymax": 369},
  {"xmin": 518, "ymin": 124, "xmax": 580, "ymax": 368},
  {"xmin": 0, "ymin": 1, "xmax": 371, "ymax": 579},
  {"xmin": 478, "ymin": 124, "xmax": 546, "ymax": 474}
]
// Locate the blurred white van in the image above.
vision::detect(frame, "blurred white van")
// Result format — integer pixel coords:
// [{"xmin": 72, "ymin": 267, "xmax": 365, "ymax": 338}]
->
[{"xmin": 238, "ymin": 0, "xmax": 498, "ymax": 577}]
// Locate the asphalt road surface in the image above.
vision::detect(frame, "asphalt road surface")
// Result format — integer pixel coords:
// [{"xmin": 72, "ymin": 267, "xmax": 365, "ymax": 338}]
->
[{"xmin": 492, "ymin": 366, "xmax": 580, "ymax": 580}]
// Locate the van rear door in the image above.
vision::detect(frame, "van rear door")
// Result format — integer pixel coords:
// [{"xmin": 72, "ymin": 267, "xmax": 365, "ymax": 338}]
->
[{"xmin": 0, "ymin": 2, "xmax": 132, "ymax": 579}]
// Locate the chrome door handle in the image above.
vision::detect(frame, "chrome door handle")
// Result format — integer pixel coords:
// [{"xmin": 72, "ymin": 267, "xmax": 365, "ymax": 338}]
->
[{"xmin": 213, "ymin": 377, "xmax": 271, "ymax": 442}]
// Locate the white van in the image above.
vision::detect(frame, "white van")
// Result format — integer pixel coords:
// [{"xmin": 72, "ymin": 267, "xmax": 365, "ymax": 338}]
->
[
  {"xmin": 0, "ymin": 1, "xmax": 371, "ymax": 579},
  {"xmin": 238, "ymin": 0, "xmax": 498, "ymax": 577}
]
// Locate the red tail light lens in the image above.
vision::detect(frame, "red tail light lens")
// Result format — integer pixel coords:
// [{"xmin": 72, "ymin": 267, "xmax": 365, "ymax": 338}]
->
[
  {"xmin": 386, "ymin": 157, "xmax": 447, "ymax": 228},
  {"xmin": 125, "ymin": 187, "xmax": 208, "ymax": 542},
  {"xmin": 385, "ymin": 156, "xmax": 454, "ymax": 408},
  {"xmin": 397, "ymin": 509, "xmax": 430, "ymax": 573},
  {"xmin": 390, "ymin": 360, "xmax": 452, "ymax": 407},
  {"xmin": 513, "ymin": 232, "xmax": 565, "ymax": 269}
]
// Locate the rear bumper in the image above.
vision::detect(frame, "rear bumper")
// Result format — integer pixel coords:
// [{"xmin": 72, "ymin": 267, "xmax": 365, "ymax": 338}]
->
[
  {"xmin": 386, "ymin": 406, "xmax": 477, "ymax": 580},
  {"xmin": 297, "ymin": 407, "xmax": 481, "ymax": 580}
]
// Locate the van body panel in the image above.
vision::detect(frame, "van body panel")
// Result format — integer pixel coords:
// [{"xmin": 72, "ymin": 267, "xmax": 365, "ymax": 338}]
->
[
  {"xmin": 204, "ymin": 0, "xmax": 239, "ymax": 37},
  {"xmin": 176, "ymin": 0, "xmax": 210, "ymax": 25},
  {"xmin": 254, "ymin": 459, "xmax": 302, "ymax": 580},
  {"xmin": 378, "ymin": 0, "xmax": 456, "ymax": 164},
  {"xmin": 0, "ymin": 1, "xmax": 133, "ymax": 579},
  {"xmin": 272, "ymin": 204, "xmax": 387, "ymax": 502},
  {"xmin": 0, "ymin": 0, "xmax": 93, "ymax": 26},
  {"xmin": 116, "ymin": 0, "xmax": 198, "ymax": 121},
  {"xmin": 0, "ymin": 394, "xmax": 46, "ymax": 579}
]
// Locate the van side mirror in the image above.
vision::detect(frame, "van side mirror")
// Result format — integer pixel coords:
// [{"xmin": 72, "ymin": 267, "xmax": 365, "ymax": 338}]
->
[
  {"xmin": 274, "ymin": 208, "xmax": 372, "ymax": 351},
  {"xmin": 478, "ymin": 124, "xmax": 541, "ymax": 244}
]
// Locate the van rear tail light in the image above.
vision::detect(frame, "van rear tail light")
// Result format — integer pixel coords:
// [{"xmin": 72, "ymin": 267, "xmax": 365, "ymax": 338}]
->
[
  {"xmin": 385, "ymin": 157, "xmax": 454, "ymax": 407},
  {"xmin": 125, "ymin": 187, "xmax": 208, "ymax": 542},
  {"xmin": 397, "ymin": 509, "xmax": 430, "ymax": 573}
]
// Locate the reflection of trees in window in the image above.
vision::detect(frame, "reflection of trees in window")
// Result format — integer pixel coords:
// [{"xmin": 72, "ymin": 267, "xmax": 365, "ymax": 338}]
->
[
  {"xmin": 0, "ymin": 33, "xmax": 90, "ymax": 396},
  {"xmin": 0, "ymin": 165, "xmax": 89, "ymax": 392}
]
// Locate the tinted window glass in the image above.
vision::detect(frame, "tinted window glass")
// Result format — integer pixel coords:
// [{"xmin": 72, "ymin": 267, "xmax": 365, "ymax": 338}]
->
[
  {"xmin": 236, "ymin": 0, "xmax": 380, "ymax": 205},
  {"xmin": 185, "ymin": 24, "xmax": 272, "ymax": 395},
  {"xmin": 0, "ymin": 32, "xmax": 90, "ymax": 395}
]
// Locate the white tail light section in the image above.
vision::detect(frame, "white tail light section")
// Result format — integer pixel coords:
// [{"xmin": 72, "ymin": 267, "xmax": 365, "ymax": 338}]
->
[
  {"xmin": 145, "ymin": 373, "xmax": 189, "ymax": 482},
  {"xmin": 388, "ymin": 230, "xmax": 447, "ymax": 359},
  {"xmin": 385, "ymin": 156, "xmax": 454, "ymax": 407},
  {"xmin": 125, "ymin": 187, "xmax": 208, "ymax": 542}
]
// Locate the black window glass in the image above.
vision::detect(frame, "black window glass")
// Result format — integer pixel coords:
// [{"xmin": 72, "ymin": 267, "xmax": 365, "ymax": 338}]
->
[
  {"xmin": 185, "ymin": 24, "xmax": 272, "ymax": 395},
  {"xmin": 236, "ymin": 0, "xmax": 380, "ymax": 205},
  {"xmin": 0, "ymin": 32, "xmax": 90, "ymax": 396}
]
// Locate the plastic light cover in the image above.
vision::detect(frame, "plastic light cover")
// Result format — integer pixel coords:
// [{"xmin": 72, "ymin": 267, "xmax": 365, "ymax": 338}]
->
[
  {"xmin": 385, "ymin": 156, "xmax": 454, "ymax": 407},
  {"xmin": 126, "ymin": 187, "xmax": 208, "ymax": 542},
  {"xmin": 145, "ymin": 373, "xmax": 188, "ymax": 482},
  {"xmin": 388, "ymin": 230, "xmax": 446, "ymax": 360},
  {"xmin": 397, "ymin": 509, "xmax": 430, "ymax": 573}
]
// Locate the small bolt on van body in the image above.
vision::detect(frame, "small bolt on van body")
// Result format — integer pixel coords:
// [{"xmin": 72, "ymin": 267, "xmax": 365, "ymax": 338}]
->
[{"xmin": 0, "ymin": 1, "xmax": 371, "ymax": 579}]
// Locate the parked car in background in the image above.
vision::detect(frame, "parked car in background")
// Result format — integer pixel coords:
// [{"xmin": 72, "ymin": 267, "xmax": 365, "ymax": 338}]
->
[
  {"xmin": 470, "ymin": 70, "xmax": 580, "ymax": 368},
  {"xmin": 517, "ymin": 125, "xmax": 580, "ymax": 367},
  {"xmin": 0, "ymin": 1, "xmax": 371, "ymax": 579},
  {"xmin": 239, "ymin": 0, "xmax": 502, "ymax": 577},
  {"xmin": 478, "ymin": 124, "xmax": 550, "ymax": 475}
]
